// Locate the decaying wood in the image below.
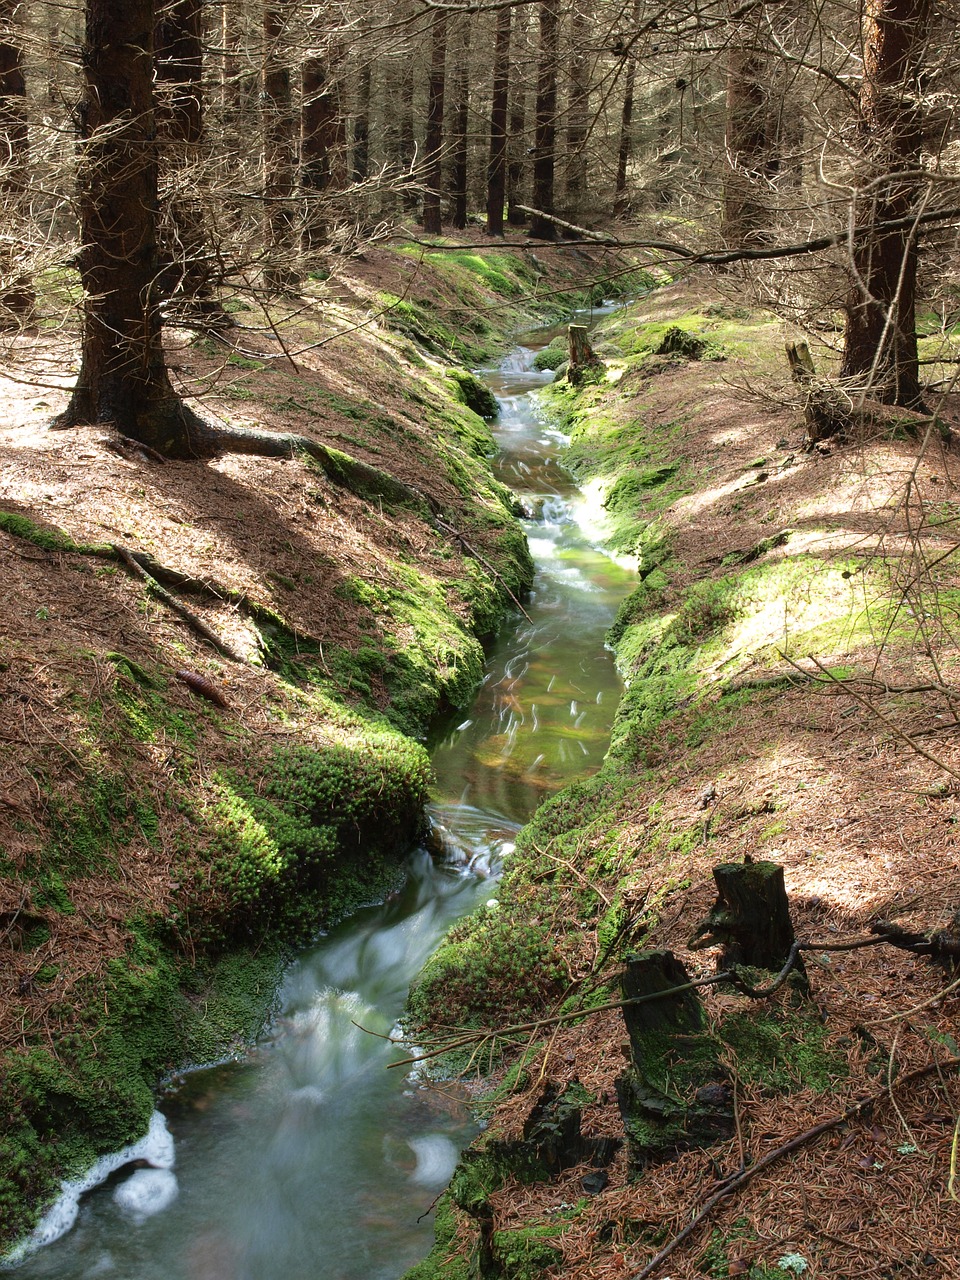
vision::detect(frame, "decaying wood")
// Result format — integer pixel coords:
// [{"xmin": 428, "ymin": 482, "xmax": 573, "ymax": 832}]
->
[
  {"xmin": 567, "ymin": 323, "xmax": 603, "ymax": 385},
  {"xmin": 689, "ymin": 857, "xmax": 807, "ymax": 987},
  {"xmin": 785, "ymin": 339, "xmax": 849, "ymax": 443}
]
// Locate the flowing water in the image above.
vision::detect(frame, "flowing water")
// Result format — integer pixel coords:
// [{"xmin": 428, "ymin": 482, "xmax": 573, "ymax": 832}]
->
[{"xmin": 11, "ymin": 320, "xmax": 635, "ymax": 1280}]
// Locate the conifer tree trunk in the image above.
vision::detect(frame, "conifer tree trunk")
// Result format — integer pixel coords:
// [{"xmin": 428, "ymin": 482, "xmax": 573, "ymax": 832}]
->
[
  {"xmin": 529, "ymin": 0, "xmax": 559, "ymax": 240},
  {"xmin": 352, "ymin": 59, "xmax": 371, "ymax": 184},
  {"xmin": 563, "ymin": 3, "xmax": 590, "ymax": 215},
  {"xmin": 449, "ymin": 15, "xmax": 471, "ymax": 230},
  {"xmin": 422, "ymin": 12, "xmax": 447, "ymax": 234},
  {"xmin": 59, "ymin": 0, "xmax": 208, "ymax": 454},
  {"xmin": 0, "ymin": 0, "xmax": 32, "ymax": 324},
  {"xmin": 614, "ymin": 1, "xmax": 640, "ymax": 218},
  {"xmin": 841, "ymin": 0, "xmax": 931, "ymax": 406},
  {"xmin": 262, "ymin": 1, "xmax": 298, "ymax": 291},
  {"xmin": 722, "ymin": 5, "xmax": 771, "ymax": 246},
  {"xmin": 486, "ymin": 4, "xmax": 511, "ymax": 236},
  {"xmin": 301, "ymin": 52, "xmax": 335, "ymax": 249},
  {"xmin": 506, "ymin": 6, "xmax": 528, "ymax": 227}
]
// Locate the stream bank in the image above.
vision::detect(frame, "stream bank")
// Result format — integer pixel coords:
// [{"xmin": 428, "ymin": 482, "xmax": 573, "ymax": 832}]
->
[
  {"xmin": 0, "ymin": 244, "xmax": 648, "ymax": 1251},
  {"xmin": 403, "ymin": 279, "xmax": 960, "ymax": 1280}
]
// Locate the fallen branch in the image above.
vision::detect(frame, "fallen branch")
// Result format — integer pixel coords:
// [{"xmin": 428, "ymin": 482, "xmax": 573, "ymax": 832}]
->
[
  {"xmin": 434, "ymin": 516, "xmax": 532, "ymax": 622},
  {"xmin": 629, "ymin": 1055, "xmax": 960, "ymax": 1280}
]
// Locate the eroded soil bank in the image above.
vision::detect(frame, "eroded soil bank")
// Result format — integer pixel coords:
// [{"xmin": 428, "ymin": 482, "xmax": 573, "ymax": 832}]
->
[
  {"xmin": 405, "ymin": 278, "xmax": 960, "ymax": 1280},
  {"xmin": 0, "ymin": 243, "xmax": 644, "ymax": 1248}
]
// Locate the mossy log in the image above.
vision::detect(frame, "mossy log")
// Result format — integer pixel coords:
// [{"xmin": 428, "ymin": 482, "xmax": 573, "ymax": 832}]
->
[
  {"xmin": 615, "ymin": 949, "xmax": 732, "ymax": 1167},
  {"xmin": 689, "ymin": 858, "xmax": 807, "ymax": 988}
]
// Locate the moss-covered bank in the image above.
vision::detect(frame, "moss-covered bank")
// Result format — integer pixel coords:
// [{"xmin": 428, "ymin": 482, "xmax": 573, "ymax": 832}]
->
[
  {"xmin": 0, "ymin": 243, "xmax": 649, "ymax": 1251},
  {"xmin": 402, "ymin": 284, "xmax": 955, "ymax": 1279}
]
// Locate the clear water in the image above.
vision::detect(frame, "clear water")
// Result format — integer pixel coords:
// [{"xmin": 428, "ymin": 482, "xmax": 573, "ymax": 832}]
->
[{"xmin": 11, "ymin": 321, "xmax": 634, "ymax": 1280}]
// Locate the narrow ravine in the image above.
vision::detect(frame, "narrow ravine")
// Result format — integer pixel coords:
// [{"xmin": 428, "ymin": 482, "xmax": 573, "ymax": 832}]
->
[{"xmin": 11, "ymin": 320, "xmax": 634, "ymax": 1280}]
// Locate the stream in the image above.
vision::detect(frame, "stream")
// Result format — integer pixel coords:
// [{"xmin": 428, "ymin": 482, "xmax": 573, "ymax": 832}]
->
[{"xmin": 12, "ymin": 318, "xmax": 635, "ymax": 1280}]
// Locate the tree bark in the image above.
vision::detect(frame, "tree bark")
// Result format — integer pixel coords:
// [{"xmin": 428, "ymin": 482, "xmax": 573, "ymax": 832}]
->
[
  {"xmin": 563, "ymin": 2, "xmax": 590, "ymax": 215},
  {"xmin": 486, "ymin": 4, "xmax": 511, "ymax": 236},
  {"xmin": 449, "ymin": 15, "xmax": 471, "ymax": 230},
  {"xmin": 301, "ymin": 54, "xmax": 334, "ymax": 250},
  {"xmin": 422, "ymin": 13, "xmax": 447, "ymax": 234},
  {"xmin": 689, "ymin": 859, "xmax": 806, "ymax": 985},
  {"xmin": 613, "ymin": 1, "xmax": 640, "ymax": 219},
  {"xmin": 59, "ymin": 0, "xmax": 209, "ymax": 454},
  {"xmin": 840, "ymin": 0, "xmax": 931, "ymax": 407},
  {"xmin": 506, "ymin": 6, "xmax": 528, "ymax": 227},
  {"xmin": 0, "ymin": 0, "xmax": 32, "ymax": 324},
  {"xmin": 262, "ymin": 1, "xmax": 299, "ymax": 293},
  {"xmin": 722, "ymin": 5, "xmax": 772, "ymax": 246},
  {"xmin": 352, "ymin": 59, "xmax": 371, "ymax": 184},
  {"xmin": 529, "ymin": 0, "xmax": 559, "ymax": 240}
]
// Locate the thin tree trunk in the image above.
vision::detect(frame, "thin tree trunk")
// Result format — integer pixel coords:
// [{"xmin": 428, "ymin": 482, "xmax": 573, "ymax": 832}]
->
[
  {"xmin": 722, "ymin": 5, "xmax": 770, "ymax": 245},
  {"xmin": 507, "ymin": 6, "xmax": 528, "ymax": 226},
  {"xmin": 262, "ymin": 1, "xmax": 299, "ymax": 292},
  {"xmin": 614, "ymin": 2, "xmax": 640, "ymax": 218},
  {"xmin": 301, "ymin": 53, "xmax": 334, "ymax": 249},
  {"xmin": 422, "ymin": 12, "xmax": 447, "ymax": 234},
  {"xmin": 59, "ymin": 0, "xmax": 206, "ymax": 453},
  {"xmin": 563, "ymin": 2, "xmax": 590, "ymax": 215},
  {"xmin": 486, "ymin": 5, "xmax": 511, "ymax": 236},
  {"xmin": 449, "ymin": 15, "xmax": 471, "ymax": 230},
  {"xmin": 840, "ymin": 0, "xmax": 931, "ymax": 406},
  {"xmin": 0, "ymin": 0, "xmax": 32, "ymax": 324},
  {"xmin": 529, "ymin": 0, "xmax": 559, "ymax": 240},
  {"xmin": 352, "ymin": 59, "xmax": 371, "ymax": 184}
]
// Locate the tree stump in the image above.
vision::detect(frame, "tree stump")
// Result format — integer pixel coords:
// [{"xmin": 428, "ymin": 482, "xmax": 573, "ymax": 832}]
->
[
  {"xmin": 785, "ymin": 339, "xmax": 849, "ymax": 443},
  {"xmin": 567, "ymin": 324, "xmax": 602, "ymax": 385},
  {"xmin": 615, "ymin": 949, "xmax": 732, "ymax": 1168},
  {"xmin": 688, "ymin": 858, "xmax": 807, "ymax": 988}
]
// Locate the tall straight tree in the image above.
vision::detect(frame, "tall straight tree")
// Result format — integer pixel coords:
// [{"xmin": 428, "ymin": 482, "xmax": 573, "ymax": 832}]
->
[
  {"xmin": 563, "ymin": 1, "xmax": 590, "ymax": 216},
  {"xmin": 422, "ymin": 11, "xmax": 447, "ymax": 234},
  {"xmin": 59, "ymin": 0, "xmax": 207, "ymax": 451},
  {"xmin": 722, "ymin": 3, "xmax": 771, "ymax": 245},
  {"xmin": 301, "ymin": 39, "xmax": 340, "ymax": 250},
  {"xmin": 840, "ymin": 0, "xmax": 931, "ymax": 406},
  {"xmin": 0, "ymin": 0, "xmax": 31, "ymax": 323},
  {"xmin": 262, "ymin": 0, "xmax": 298, "ymax": 291},
  {"xmin": 613, "ymin": 0, "xmax": 641, "ymax": 218},
  {"xmin": 449, "ymin": 13, "xmax": 471, "ymax": 230},
  {"xmin": 486, "ymin": 3, "xmax": 511, "ymax": 236},
  {"xmin": 529, "ymin": 0, "xmax": 559, "ymax": 240},
  {"xmin": 506, "ymin": 4, "xmax": 528, "ymax": 226}
]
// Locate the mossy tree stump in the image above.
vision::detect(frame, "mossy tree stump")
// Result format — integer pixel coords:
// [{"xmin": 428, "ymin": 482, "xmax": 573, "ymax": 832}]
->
[
  {"xmin": 688, "ymin": 858, "xmax": 806, "ymax": 989},
  {"xmin": 785, "ymin": 339, "xmax": 849, "ymax": 443},
  {"xmin": 615, "ymin": 949, "xmax": 732, "ymax": 1169},
  {"xmin": 566, "ymin": 324, "xmax": 602, "ymax": 386}
]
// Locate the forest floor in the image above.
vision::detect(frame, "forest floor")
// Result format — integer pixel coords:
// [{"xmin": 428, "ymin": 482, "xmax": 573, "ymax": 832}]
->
[
  {"xmin": 4, "ymin": 235, "xmax": 960, "ymax": 1277},
  {"xmin": 406, "ymin": 277, "xmax": 960, "ymax": 1280}
]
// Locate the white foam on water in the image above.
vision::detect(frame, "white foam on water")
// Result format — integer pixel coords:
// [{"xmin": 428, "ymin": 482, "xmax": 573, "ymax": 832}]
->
[
  {"xmin": 407, "ymin": 1135, "xmax": 459, "ymax": 1187},
  {"xmin": 112, "ymin": 1168, "xmax": 179, "ymax": 1221},
  {"xmin": 2, "ymin": 1111, "xmax": 175, "ymax": 1265}
]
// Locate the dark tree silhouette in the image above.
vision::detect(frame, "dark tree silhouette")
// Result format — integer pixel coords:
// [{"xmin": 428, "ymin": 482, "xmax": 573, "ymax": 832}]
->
[
  {"xmin": 486, "ymin": 4, "xmax": 511, "ymax": 236},
  {"xmin": 423, "ymin": 12, "xmax": 447, "ymax": 234},
  {"xmin": 0, "ymin": 0, "xmax": 32, "ymax": 324},
  {"xmin": 529, "ymin": 0, "xmax": 559, "ymax": 240}
]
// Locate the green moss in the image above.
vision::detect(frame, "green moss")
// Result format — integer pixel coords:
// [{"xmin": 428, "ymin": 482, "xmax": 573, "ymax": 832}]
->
[
  {"xmin": 721, "ymin": 1009, "xmax": 846, "ymax": 1094},
  {"xmin": 446, "ymin": 368, "xmax": 499, "ymax": 420},
  {"xmin": 400, "ymin": 1193, "xmax": 470, "ymax": 1280},
  {"xmin": 492, "ymin": 1227, "xmax": 562, "ymax": 1279}
]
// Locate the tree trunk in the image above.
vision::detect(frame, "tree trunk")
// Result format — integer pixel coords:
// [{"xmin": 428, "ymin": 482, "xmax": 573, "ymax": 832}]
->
[
  {"xmin": 722, "ymin": 6, "xmax": 771, "ymax": 246},
  {"xmin": 529, "ymin": 0, "xmax": 559, "ymax": 240},
  {"xmin": 422, "ymin": 13, "xmax": 447, "ymax": 234},
  {"xmin": 506, "ymin": 7, "xmax": 528, "ymax": 227},
  {"xmin": 449, "ymin": 15, "xmax": 471, "ymax": 230},
  {"xmin": 0, "ymin": 0, "xmax": 32, "ymax": 324},
  {"xmin": 59, "ymin": 0, "xmax": 209, "ymax": 454},
  {"xmin": 563, "ymin": 2, "xmax": 590, "ymax": 215},
  {"xmin": 262, "ymin": 1, "xmax": 299, "ymax": 292},
  {"xmin": 155, "ymin": 0, "xmax": 218, "ymax": 318},
  {"xmin": 301, "ymin": 54, "xmax": 333, "ymax": 249},
  {"xmin": 840, "ymin": 0, "xmax": 931, "ymax": 407},
  {"xmin": 486, "ymin": 4, "xmax": 511, "ymax": 236},
  {"xmin": 352, "ymin": 59, "xmax": 371, "ymax": 184},
  {"xmin": 689, "ymin": 859, "xmax": 806, "ymax": 985},
  {"xmin": 613, "ymin": 2, "xmax": 641, "ymax": 219}
]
